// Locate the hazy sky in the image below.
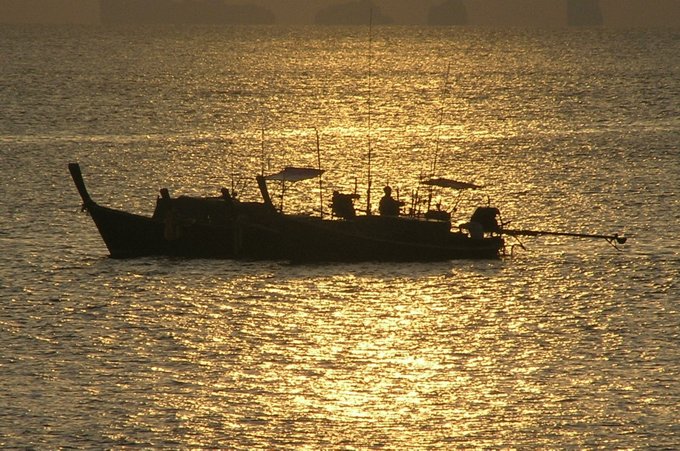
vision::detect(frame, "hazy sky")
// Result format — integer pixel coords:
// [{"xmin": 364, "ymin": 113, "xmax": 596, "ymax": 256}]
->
[{"xmin": 1, "ymin": 0, "xmax": 679, "ymax": 27}]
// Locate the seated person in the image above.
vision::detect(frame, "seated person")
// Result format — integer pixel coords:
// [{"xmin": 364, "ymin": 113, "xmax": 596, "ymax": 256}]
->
[{"xmin": 378, "ymin": 186, "xmax": 404, "ymax": 216}]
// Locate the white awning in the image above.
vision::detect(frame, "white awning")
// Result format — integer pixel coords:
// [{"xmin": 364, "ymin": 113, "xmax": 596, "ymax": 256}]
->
[
  {"xmin": 421, "ymin": 177, "xmax": 482, "ymax": 190},
  {"xmin": 264, "ymin": 167, "xmax": 325, "ymax": 182}
]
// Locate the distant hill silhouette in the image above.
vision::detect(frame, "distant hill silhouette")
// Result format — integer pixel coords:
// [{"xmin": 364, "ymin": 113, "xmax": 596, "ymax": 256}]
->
[
  {"xmin": 0, "ymin": 0, "xmax": 678, "ymax": 26},
  {"xmin": 567, "ymin": 0, "xmax": 603, "ymax": 26},
  {"xmin": 427, "ymin": 0, "xmax": 468, "ymax": 25},
  {"xmin": 100, "ymin": 0, "xmax": 275, "ymax": 25},
  {"xmin": 315, "ymin": 0, "xmax": 393, "ymax": 25}
]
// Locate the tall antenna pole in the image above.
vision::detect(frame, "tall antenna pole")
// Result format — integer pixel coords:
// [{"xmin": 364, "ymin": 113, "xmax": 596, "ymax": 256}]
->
[
  {"xmin": 431, "ymin": 61, "xmax": 451, "ymax": 178},
  {"xmin": 366, "ymin": 8, "xmax": 374, "ymax": 215},
  {"xmin": 427, "ymin": 62, "xmax": 451, "ymax": 211},
  {"xmin": 260, "ymin": 127, "xmax": 266, "ymax": 176},
  {"xmin": 316, "ymin": 128, "xmax": 323, "ymax": 219},
  {"xmin": 230, "ymin": 144, "xmax": 235, "ymax": 193}
]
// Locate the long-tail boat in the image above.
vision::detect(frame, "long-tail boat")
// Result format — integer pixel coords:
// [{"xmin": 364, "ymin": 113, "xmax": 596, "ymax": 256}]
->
[{"xmin": 69, "ymin": 163, "xmax": 625, "ymax": 261}]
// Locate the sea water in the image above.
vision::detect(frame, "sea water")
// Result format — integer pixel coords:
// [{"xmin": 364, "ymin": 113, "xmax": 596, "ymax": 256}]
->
[{"xmin": 1, "ymin": 25, "xmax": 679, "ymax": 448}]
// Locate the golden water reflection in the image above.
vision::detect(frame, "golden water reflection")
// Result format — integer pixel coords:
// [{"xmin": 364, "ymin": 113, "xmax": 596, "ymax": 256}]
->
[
  {"xmin": 3, "ymin": 25, "xmax": 678, "ymax": 449},
  {"xmin": 99, "ymin": 259, "xmax": 651, "ymax": 448}
]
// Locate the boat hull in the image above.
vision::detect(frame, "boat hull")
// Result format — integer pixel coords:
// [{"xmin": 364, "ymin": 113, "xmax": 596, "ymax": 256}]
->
[{"xmin": 85, "ymin": 202, "xmax": 503, "ymax": 261}]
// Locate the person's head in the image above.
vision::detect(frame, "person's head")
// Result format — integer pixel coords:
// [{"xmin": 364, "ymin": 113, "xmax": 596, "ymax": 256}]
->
[{"xmin": 383, "ymin": 186, "xmax": 392, "ymax": 196}]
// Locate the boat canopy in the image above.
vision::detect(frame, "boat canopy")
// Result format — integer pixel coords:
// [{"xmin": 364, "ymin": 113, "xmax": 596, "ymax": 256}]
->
[
  {"xmin": 421, "ymin": 177, "xmax": 482, "ymax": 190},
  {"xmin": 264, "ymin": 167, "xmax": 325, "ymax": 182}
]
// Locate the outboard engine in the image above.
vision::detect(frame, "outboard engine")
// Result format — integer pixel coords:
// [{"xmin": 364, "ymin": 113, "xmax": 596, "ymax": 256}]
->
[
  {"xmin": 331, "ymin": 191, "xmax": 360, "ymax": 219},
  {"xmin": 469, "ymin": 207, "xmax": 501, "ymax": 234}
]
